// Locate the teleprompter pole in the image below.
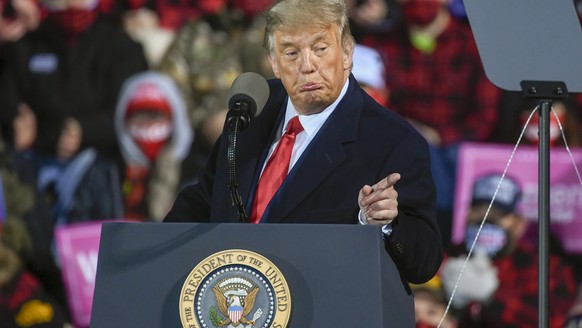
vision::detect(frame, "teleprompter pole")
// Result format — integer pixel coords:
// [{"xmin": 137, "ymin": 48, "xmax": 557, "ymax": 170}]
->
[
  {"xmin": 538, "ymin": 100, "xmax": 550, "ymax": 328},
  {"xmin": 521, "ymin": 80, "xmax": 568, "ymax": 328}
]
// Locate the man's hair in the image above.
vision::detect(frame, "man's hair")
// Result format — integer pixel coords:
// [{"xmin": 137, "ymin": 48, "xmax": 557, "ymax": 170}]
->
[{"xmin": 263, "ymin": 0, "xmax": 355, "ymax": 54}]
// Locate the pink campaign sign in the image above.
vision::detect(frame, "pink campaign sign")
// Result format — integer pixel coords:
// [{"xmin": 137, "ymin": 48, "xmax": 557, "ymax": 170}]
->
[
  {"xmin": 453, "ymin": 142, "xmax": 582, "ymax": 253},
  {"xmin": 55, "ymin": 221, "xmax": 105, "ymax": 328}
]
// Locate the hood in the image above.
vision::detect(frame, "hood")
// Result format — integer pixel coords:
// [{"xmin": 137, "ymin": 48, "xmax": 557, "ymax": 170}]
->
[{"xmin": 115, "ymin": 71, "xmax": 194, "ymax": 167}]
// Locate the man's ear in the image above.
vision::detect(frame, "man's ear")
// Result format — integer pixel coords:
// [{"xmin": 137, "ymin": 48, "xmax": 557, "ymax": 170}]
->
[
  {"xmin": 268, "ymin": 54, "xmax": 280, "ymax": 78},
  {"xmin": 343, "ymin": 44, "xmax": 354, "ymax": 71}
]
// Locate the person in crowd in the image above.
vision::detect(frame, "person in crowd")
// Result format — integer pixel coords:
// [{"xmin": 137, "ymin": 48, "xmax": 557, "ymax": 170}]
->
[
  {"xmin": 346, "ymin": 0, "xmax": 401, "ymax": 41},
  {"xmin": 521, "ymin": 100, "xmax": 567, "ymax": 147},
  {"xmin": 179, "ymin": 106, "xmax": 227, "ymax": 186},
  {"xmin": 440, "ymin": 173, "xmax": 577, "ymax": 327},
  {"xmin": 134, "ymin": 0, "xmax": 226, "ymax": 31},
  {"xmin": 0, "ymin": 0, "xmax": 43, "ymax": 43},
  {"xmin": 120, "ymin": 1, "xmax": 175, "ymax": 68},
  {"xmin": 164, "ymin": 0, "xmax": 443, "ymax": 284},
  {"xmin": 411, "ymin": 275, "xmax": 457, "ymax": 328},
  {"xmin": 492, "ymin": 93, "xmax": 582, "ymax": 148},
  {"xmin": 0, "ymin": 131, "xmax": 69, "ymax": 324},
  {"xmin": 0, "ymin": 0, "xmax": 44, "ymax": 75},
  {"xmin": 117, "ymin": 0, "xmax": 239, "ymax": 68},
  {"xmin": 0, "ymin": 241, "xmax": 69, "ymax": 328},
  {"xmin": 230, "ymin": 0, "xmax": 275, "ymax": 77},
  {"xmin": 156, "ymin": 0, "xmax": 274, "ymax": 183},
  {"xmin": 0, "ymin": 0, "xmax": 149, "ymax": 228},
  {"xmin": 0, "ymin": 0, "xmax": 147, "ymax": 312},
  {"xmin": 352, "ymin": 43, "xmax": 389, "ymax": 107},
  {"xmin": 360, "ymin": 0, "xmax": 502, "ymax": 249},
  {"xmin": 488, "ymin": 64, "xmax": 582, "ymax": 326},
  {"xmin": 0, "ymin": 0, "xmax": 148, "ymax": 169},
  {"xmin": 157, "ymin": 0, "xmax": 274, "ymax": 136},
  {"xmin": 115, "ymin": 71, "xmax": 193, "ymax": 221}
]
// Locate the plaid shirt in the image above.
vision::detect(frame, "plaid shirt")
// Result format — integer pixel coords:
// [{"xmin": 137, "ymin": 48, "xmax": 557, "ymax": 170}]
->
[
  {"xmin": 449, "ymin": 240, "xmax": 578, "ymax": 327},
  {"xmin": 485, "ymin": 241, "xmax": 577, "ymax": 328},
  {"xmin": 362, "ymin": 19, "xmax": 501, "ymax": 146}
]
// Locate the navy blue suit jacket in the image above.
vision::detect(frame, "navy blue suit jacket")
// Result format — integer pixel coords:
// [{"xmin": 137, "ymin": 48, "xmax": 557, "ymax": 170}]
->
[{"xmin": 165, "ymin": 75, "xmax": 443, "ymax": 283}]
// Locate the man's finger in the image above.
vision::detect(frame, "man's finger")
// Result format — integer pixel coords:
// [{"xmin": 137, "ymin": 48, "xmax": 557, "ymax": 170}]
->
[
  {"xmin": 361, "ymin": 184, "xmax": 373, "ymax": 196},
  {"xmin": 373, "ymin": 173, "xmax": 401, "ymax": 191},
  {"xmin": 358, "ymin": 184, "xmax": 374, "ymax": 206},
  {"xmin": 386, "ymin": 173, "xmax": 401, "ymax": 187}
]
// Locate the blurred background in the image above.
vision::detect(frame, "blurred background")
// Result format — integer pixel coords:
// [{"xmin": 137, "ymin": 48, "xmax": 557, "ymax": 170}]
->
[{"xmin": 1, "ymin": 0, "xmax": 582, "ymax": 327}]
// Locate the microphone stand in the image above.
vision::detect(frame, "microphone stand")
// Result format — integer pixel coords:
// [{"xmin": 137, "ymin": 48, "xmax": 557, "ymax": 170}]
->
[{"xmin": 226, "ymin": 101, "xmax": 251, "ymax": 223}]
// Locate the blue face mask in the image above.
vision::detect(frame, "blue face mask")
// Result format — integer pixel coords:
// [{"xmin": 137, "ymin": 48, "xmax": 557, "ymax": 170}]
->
[{"xmin": 465, "ymin": 223, "xmax": 507, "ymax": 257}]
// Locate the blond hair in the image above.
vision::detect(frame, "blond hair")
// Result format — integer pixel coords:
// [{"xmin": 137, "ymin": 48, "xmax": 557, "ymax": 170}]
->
[{"xmin": 264, "ymin": 0, "xmax": 355, "ymax": 54}]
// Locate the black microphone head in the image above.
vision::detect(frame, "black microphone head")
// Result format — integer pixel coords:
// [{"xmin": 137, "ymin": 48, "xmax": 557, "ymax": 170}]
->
[{"xmin": 227, "ymin": 72, "xmax": 270, "ymax": 118}]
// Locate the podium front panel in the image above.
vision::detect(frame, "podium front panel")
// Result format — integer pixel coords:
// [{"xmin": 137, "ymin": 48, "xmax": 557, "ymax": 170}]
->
[{"xmin": 90, "ymin": 222, "xmax": 414, "ymax": 327}]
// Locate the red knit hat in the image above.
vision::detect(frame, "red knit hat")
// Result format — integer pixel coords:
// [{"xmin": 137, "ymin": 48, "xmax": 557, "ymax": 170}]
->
[{"xmin": 125, "ymin": 82, "xmax": 171, "ymax": 117}]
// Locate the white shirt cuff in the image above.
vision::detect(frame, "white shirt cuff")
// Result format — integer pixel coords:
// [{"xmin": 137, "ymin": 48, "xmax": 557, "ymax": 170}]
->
[{"xmin": 358, "ymin": 210, "xmax": 393, "ymax": 236}]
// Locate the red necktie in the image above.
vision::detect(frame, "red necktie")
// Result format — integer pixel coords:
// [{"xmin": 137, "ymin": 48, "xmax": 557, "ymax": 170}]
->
[{"xmin": 251, "ymin": 116, "xmax": 304, "ymax": 223}]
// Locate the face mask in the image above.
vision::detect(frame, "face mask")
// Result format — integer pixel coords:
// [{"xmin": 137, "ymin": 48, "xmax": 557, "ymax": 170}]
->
[
  {"xmin": 465, "ymin": 222, "xmax": 507, "ymax": 258},
  {"xmin": 128, "ymin": 120, "xmax": 172, "ymax": 161},
  {"xmin": 49, "ymin": 7, "xmax": 97, "ymax": 40},
  {"xmin": 400, "ymin": 0, "xmax": 442, "ymax": 27},
  {"xmin": 522, "ymin": 109, "xmax": 564, "ymax": 146}
]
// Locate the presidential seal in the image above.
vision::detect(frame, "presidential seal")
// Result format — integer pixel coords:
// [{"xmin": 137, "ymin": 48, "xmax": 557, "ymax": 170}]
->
[{"xmin": 179, "ymin": 249, "xmax": 292, "ymax": 328}]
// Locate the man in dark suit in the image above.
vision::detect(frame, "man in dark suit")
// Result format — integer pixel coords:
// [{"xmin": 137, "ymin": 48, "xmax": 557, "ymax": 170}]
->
[{"xmin": 165, "ymin": 0, "xmax": 442, "ymax": 284}]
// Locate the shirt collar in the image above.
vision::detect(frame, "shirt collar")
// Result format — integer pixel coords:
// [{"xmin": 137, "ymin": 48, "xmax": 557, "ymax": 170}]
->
[{"xmin": 283, "ymin": 78, "xmax": 350, "ymax": 137}]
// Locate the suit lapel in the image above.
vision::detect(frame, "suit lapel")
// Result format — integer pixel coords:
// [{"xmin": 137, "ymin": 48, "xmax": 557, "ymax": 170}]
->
[{"xmin": 264, "ymin": 76, "xmax": 363, "ymax": 223}]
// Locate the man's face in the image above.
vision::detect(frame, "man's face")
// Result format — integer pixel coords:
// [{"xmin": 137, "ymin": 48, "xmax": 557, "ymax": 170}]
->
[
  {"xmin": 268, "ymin": 24, "xmax": 352, "ymax": 115},
  {"xmin": 413, "ymin": 290, "xmax": 446, "ymax": 327},
  {"xmin": 465, "ymin": 205, "xmax": 526, "ymax": 258}
]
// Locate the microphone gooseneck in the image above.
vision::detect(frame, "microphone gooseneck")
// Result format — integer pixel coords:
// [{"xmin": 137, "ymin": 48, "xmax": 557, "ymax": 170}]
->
[{"xmin": 225, "ymin": 72, "xmax": 269, "ymax": 223}]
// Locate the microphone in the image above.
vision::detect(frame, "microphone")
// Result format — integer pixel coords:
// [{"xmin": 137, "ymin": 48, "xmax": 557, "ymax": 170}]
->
[
  {"xmin": 226, "ymin": 72, "xmax": 270, "ymax": 130},
  {"xmin": 224, "ymin": 72, "xmax": 269, "ymax": 222}
]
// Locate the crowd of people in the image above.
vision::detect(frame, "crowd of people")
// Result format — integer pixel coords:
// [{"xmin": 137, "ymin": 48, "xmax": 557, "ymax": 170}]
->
[{"xmin": 1, "ymin": 0, "xmax": 582, "ymax": 327}]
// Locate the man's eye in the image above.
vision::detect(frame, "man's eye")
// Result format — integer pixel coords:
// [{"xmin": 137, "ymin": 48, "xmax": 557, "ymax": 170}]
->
[{"xmin": 315, "ymin": 47, "xmax": 327, "ymax": 54}]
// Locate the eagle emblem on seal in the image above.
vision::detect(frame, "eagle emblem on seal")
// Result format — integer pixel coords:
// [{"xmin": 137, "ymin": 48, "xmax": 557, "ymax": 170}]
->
[{"xmin": 210, "ymin": 277, "xmax": 264, "ymax": 327}]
